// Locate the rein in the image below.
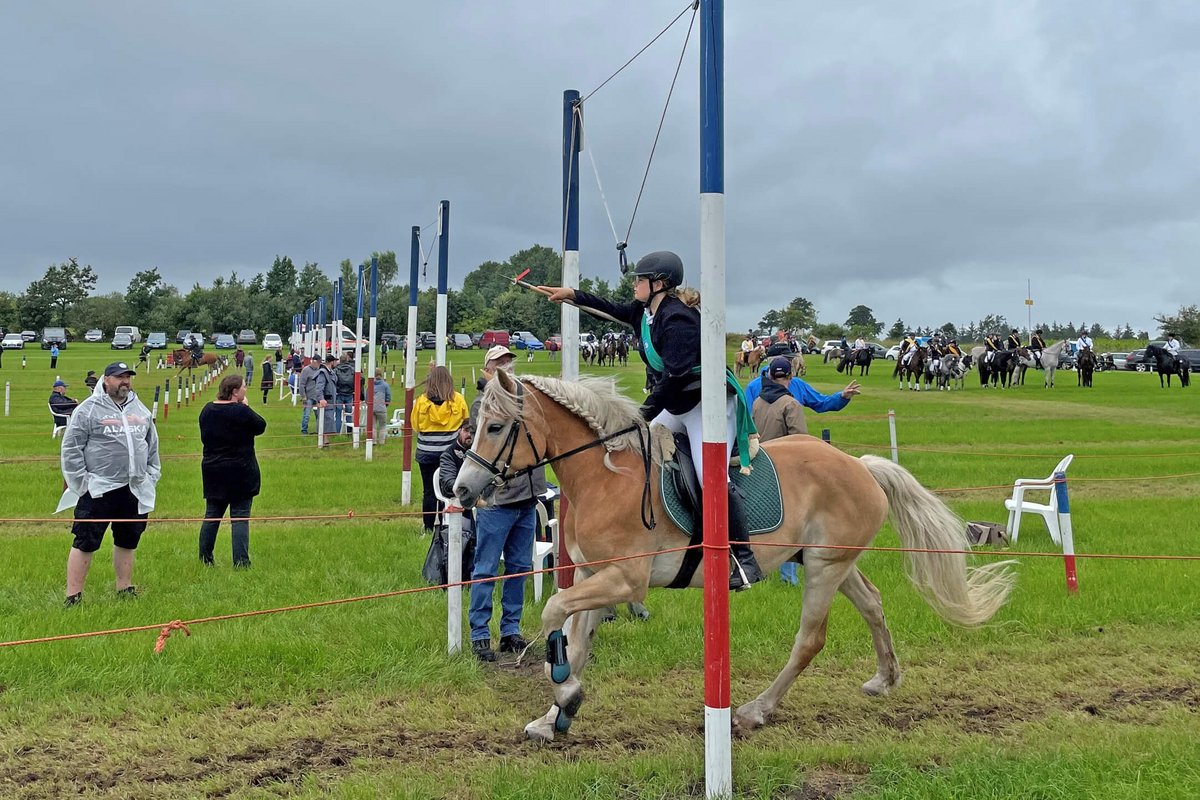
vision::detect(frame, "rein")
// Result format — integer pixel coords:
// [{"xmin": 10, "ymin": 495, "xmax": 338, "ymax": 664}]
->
[{"xmin": 465, "ymin": 382, "xmax": 657, "ymax": 530}]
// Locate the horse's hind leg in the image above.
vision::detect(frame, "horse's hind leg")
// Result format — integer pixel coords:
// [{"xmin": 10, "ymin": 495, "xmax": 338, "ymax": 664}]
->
[
  {"xmin": 733, "ymin": 556, "xmax": 855, "ymax": 732},
  {"xmin": 838, "ymin": 568, "xmax": 901, "ymax": 696}
]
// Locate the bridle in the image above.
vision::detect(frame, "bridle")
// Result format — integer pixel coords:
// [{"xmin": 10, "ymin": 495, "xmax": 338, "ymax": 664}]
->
[{"xmin": 463, "ymin": 380, "xmax": 657, "ymax": 529}]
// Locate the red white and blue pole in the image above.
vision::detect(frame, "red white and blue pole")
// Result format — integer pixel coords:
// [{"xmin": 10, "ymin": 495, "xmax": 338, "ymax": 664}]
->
[
  {"xmin": 558, "ymin": 88, "xmax": 582, "ymax": 590},
  {"xmin": 402, "ymin": 227, "xmax": 420, "ymax": 503},
  {"xmin": 435, "ymin": 200, "xmax": 450, "ymax": 366},
  {"xmin": 353, "ymin": 264, "xmax": 365, "ymax": 449},
  {"xmin": 365, "ymin": 256, "xmax": 379, "ymax": 461},
  {"xmin": 700, "ymin": 0, "xmax": 732, "ymax": 795}
]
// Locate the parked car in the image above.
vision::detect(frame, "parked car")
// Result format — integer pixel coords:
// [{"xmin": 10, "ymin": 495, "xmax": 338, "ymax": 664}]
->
[
  {"xmin": 885, "ymin": 344, "xmax": 901, "ymax": 360},
  {"xmin": 113, "ymin": 325, "xmax": 142, "ymax": 343},
  {"xmin": 450, "ymin": 333, "xmax": 473, "ymax": 349},
  {"xmin": 111, "ymin": 333, "xmax": 133, "ymax": 350},
  {"xmin": 866, "ymin": 342, "xmax": 888, "ymax": 359},
  {"xmin": 820, "ymin": 340, "xmax": 843, "ymax": 356},
  {"xmin": 2, "ymin": 333, "xmax": 25, "ymax": 349},
  {"xmin": 478, "ymin": 330, "xmax": 511, "ymax": 349},
  {"xmin": 1100, "ymin": 352, "xmax": 1128, "ymax": 371},
  {"xmin": 262, "ymin": 333, "xmax": 283, "ymax": 350},
  {"xmin": 146, "ymin": 332, "xmax": 168, "ymax": 349},
  {"xmin": 470, "ymin": 332, "xmax": 484, "ymax": 347},
  {"xmin": 41, "ymin": 327, "xmax": 68, "ymax": 350},
  {"xmin": 512, "ymin": 331, "xmax": 544, "ymax": 351},
  {"xmin": 1125, "ymin": 349, "xmax": 1146, "ymax": 370},
  {"xmin": 215, "ymin": 334, "xmax": 237, "ymax": 349},
  {"xmin": 236, "ymin": 329, "xmax": 257, "ymax": 344},
  {"xmin": 380, "ymin": 332, "xmax": 401, "ymax": 349},
  {"xmin": 84, "ymin": 329, "xmax": 104, "ymax": 343},
  {"xmin": 20, "ymin": 330, "xmax": 37, "ymax": 342},
  {"xmin": 176, "ymin": 329, "xmax": 192, "ymax": 344},
  {"xmin": 182, "ymin": 332, "xmax": 205, "ymax": 349},
  {"xmin": 418, "ymin": 331, "xmax": 437, "ymax": 349}
]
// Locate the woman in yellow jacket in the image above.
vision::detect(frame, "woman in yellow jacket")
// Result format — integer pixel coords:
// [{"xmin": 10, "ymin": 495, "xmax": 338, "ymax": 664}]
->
[{"xmin": 412, "ymin": 365, "xmax": 470, "ymax": 534}]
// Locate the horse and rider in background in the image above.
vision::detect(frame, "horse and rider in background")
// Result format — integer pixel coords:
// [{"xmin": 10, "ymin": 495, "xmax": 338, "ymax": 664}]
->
[{"xmin": 1143, "ymin": 343, "xmax": 1191, "ymax": 388}]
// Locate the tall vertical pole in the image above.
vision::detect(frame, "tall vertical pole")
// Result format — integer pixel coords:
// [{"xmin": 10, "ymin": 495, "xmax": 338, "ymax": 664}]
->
[
  {"xmin": 317, "ymin": 295, "xmax": 327, "ymax": 359},
  {"xmin": 334, "ymin": 278, "xmax": 345, "ymax": 434},
  {"xmin": 365, "ymin": 257, "xmax": 379, "ymax": 461},
  {"xmin": 699, "ymin": 1, "xmax": 732, "ymax": 796},
  {"xmin": 435, "ymin": 200, "xmax": 450, "ymax": 366},
  {"xmin": 403, "ymin": 227, "xmax": 420, "ymax": 504},
  {"xmin": 354, "ymin": 265, "xmax": 366, "ymax": 449},
  {"xmin": 559, "ymin": 88, "xmax": 583, "ymax": 590}
]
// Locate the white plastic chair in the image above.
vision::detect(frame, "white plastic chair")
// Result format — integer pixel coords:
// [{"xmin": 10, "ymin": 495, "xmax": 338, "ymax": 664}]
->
[
  {"xmin": 386, "ymin": 408, "xmax": 404, "ymax": 438},
  {"xmin": 1004, "ymin": 454, "xmax": 1074, "ymax": 545},
  {"xmin": 49, "ymin": 403, "xmax": 69, "ymax": 438}
]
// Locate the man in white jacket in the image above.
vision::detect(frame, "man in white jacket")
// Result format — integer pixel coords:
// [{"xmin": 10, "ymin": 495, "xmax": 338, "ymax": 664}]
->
[{"xmin": 58, "ymin": 361, "xmax": 161, "ymax": 607}]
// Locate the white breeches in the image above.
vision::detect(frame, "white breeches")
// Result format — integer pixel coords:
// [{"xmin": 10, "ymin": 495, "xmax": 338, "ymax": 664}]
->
[{"xmin": 652, "ymin": 395, "xmax": 736, "ymax": 483}]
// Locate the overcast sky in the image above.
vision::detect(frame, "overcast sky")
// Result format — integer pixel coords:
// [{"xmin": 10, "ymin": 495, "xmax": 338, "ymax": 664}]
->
[{"xmin": 2, "ymin": 1, "xmax": 1196, "ymax": 335}]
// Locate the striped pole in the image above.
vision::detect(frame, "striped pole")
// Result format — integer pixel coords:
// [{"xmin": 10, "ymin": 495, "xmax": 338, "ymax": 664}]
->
[
  {"xmin": 1056, "ymin": 472, "xmax": 1078, "ymax": 593},
  {"xmin": 176, "ymin": 377, "xmax": 181, "ymax": 409},
  {"xmin": 317, "ymin": 295, "xmax": 327, "ymax": 360},
  {"xmin": 151, "ymin": 386, "xmax": 160, "ymax": 421},
  {"xmin": 435, "ymin": 200, "xmax": 450, "ymax": 366},
  {"xmin": 699, "ymin": 1, "xmax": 732, "ymax": 795},
  {"xmin": 402, "ymin": 227, "xmax": 420, "ymax": 502},
  {"xmin": 163, "ymin": 379, "xmax": 169, "ymax": 419},
  {"xmin": 558, "ymin": 88, "xmax": 583, "ymax": 590},
  {"xmin": 334, "ymin": 277, "xmax": 345, "ymax": 434},
  {"xmin": 353, "ymin": 263, "xmax": 365, "ymax": 449},
  {"xmin": 4, "ymin": 382, "xmax": 8, "ymax": 417},
  {"xmin": 365, "ymin": 256, "xmax": 379, "ymax": 461}
]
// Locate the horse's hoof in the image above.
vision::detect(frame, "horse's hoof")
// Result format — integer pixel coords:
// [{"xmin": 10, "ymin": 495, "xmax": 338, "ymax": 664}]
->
[
  {"xmin": 862, "ymin": 673, "xmax": 901, "ymax": 697},
  {"xmin": 733, "ymin": 701, "xmax": 767, "ymax": 732},
  {"xmin": 525, "ymin": 717, "xmax": 556, "ymax": 743}
]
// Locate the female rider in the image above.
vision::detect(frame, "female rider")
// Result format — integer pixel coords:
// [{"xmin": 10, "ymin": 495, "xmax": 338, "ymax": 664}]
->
[{"xmin": 538, "ymin": 251, "xmax": 763, "ymax": 590}]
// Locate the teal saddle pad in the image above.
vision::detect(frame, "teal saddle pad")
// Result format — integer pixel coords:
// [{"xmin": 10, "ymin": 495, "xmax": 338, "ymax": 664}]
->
[{"xmin": 659, "ymin": 449, "xmax": 784, "ymax": 537}]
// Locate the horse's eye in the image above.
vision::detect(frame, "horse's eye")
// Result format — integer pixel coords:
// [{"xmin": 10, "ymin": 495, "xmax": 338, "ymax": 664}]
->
[{"xmin": 487, "ymin": 423, "xmax": 504, "ymax": 435}]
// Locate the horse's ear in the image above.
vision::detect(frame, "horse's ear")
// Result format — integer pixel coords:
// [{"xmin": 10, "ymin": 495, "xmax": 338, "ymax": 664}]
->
[{"xmin": 496, "ymin": 368, "xmax": 516, "ymax": 393}]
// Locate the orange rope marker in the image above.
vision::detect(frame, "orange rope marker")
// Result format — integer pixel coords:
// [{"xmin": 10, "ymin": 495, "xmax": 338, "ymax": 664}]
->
[{"xmin": 154, "ymin": 620, "xmax": 191, "ymax": 653}]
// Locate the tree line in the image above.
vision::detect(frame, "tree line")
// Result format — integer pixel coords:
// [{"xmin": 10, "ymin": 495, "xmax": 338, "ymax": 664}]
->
[{"xmin": 2, "ymin": 253, "xmax": 1192, "ymax": 345}]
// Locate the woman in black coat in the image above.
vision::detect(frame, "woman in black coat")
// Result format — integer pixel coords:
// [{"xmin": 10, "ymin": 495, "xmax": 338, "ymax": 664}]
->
[
  {"xmin": 198, "ymin": 374, "xmax": 267, "ymax": 567},
  {"xmin": 260, "ymin": 359, "xmax": 275, "ymax": 403}
]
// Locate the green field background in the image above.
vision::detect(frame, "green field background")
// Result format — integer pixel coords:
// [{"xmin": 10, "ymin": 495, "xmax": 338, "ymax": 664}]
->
[{"xmin": 0, "ymin": 342, "xmax": 1197, "ymax": 799}]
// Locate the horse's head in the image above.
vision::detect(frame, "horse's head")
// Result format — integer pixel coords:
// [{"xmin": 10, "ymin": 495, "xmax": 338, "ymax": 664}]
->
[{"xmin": 454, "ymin": 370, "xmax": 546, "ymax": 509}]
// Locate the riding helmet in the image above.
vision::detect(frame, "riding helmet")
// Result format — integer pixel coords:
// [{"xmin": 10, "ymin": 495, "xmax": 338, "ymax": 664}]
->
[{"xmin": 631, "ymin": 251, "xmax": 684, "ymax": 290}]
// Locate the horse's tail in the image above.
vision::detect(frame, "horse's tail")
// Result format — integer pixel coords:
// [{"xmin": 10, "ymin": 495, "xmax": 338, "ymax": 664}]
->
[{"xmin": 859, "ymin": 455, "xmax": 1015, "ymax": 626}]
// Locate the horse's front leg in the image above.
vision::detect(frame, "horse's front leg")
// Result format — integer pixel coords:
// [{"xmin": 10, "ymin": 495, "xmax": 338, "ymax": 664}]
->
[{"xmin": 526, "ymin": 563, "xmax": 648, "ymax": 743}]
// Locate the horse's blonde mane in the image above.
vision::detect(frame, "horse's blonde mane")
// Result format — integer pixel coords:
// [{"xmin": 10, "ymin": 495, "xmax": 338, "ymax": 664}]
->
[{"xmin": 480, "ymin": 375, "xmax": 650, "ymax": 473}]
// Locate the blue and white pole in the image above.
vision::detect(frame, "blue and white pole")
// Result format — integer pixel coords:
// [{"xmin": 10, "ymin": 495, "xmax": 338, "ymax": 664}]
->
[
  {"xmin": 365, "ymin": 256, "xmax": 379, "ymax": 461},
  {"xmin": 403, "ymin": 226, "xmax": 421, "ymax": 503},
  {"xmin": 317, "ymin": 294, "xmax": 327, "ymax": 360},
  {"xmin": 562, "ymin": 89, "xmax": 582, "ymax": 383},
  {"xmin": 1056, "ymin": 471, "xmax": 1078, "ymax": 592},
  {"xmin": 435, "ymin": 200, "xmax": 450, "ymax": 366},
  {"xmin": 699, "ymin": 1, "xmax": 732, "ymax": 796},
  {"xmin": 354, "ymin": 264, "xmax": 366, "ymax": 450}
]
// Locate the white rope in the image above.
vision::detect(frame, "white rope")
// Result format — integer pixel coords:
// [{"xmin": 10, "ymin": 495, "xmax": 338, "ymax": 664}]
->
[{"xmin": 585, "ymin": 129, "xmax": 623, "ymax": 247}]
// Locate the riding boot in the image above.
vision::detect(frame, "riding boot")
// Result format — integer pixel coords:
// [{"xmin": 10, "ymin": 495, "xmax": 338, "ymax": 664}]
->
[{"xmin": 727, "ymin": 484, "xmax": 764, "ymax": 591}]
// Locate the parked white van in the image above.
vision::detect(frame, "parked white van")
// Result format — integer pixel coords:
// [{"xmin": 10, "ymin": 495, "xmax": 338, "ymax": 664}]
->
[{"xmin": 114, "ymin": 325, "xmax": 143, "ymax": 343}]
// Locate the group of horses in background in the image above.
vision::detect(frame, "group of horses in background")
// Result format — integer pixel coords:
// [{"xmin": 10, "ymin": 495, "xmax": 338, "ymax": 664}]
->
[
  {"xmin": 581, "ymin": 336, "xmax": 630, "ymax": 368},
  {"xmin": 891, "ymin": 347, "xmax": 968, "ymax": 391}
]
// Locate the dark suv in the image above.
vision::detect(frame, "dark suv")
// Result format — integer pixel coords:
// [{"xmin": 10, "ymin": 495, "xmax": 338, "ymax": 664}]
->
[
  {"xmin": 419, "ymin": 331, "xmax": 437, "ymax": 349},
  {"xmin": 41, "ymin": 327, "xmax": 68, "ymax": 350}
]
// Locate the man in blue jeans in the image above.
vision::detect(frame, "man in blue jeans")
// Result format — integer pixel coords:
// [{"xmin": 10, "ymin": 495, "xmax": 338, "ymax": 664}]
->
[{"xmin": 463, "ymin": 350, "xmax": 548, "ymax": 662}]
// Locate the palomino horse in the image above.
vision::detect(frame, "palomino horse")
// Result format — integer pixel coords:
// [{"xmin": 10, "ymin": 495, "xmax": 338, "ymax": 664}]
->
[
  {"xmin": 735, "ymin": 344, "xmax": 765, "ymax": 378},
  {"xmin": 1143, "ymin": 344, "xmax": 1191, "ymax": 388},
  {"xmin": 837, "ymin": 347, "xmax": 873, "ymax": 376},
  {"xmin": 1076, "ymin": 349, "xmax": 1097, "ymax": 388},
  {"xmin": 893, "ymin": 346, "xmax": 927, "ymax": 390},
  {"xmin": 172, "ymin": 349, "xmax": 219, "ymax": 371},
  {"xmin": 454, "ymin": 372, "xmax": 1014, "ymax": 741},
  {"xmin": 1038, "ymin": 340, "xmax": 1070, "ymax": 388}
]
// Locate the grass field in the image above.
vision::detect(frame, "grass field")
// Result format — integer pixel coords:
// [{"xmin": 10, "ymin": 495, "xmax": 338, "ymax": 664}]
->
[{"xmin": 1, "ymin": 342, "xmax": 1198, "ymax": 799}]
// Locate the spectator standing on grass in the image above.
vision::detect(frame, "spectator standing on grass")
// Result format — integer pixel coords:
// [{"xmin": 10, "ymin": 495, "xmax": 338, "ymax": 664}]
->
[
  {"xmin": 297, "ymin": 356, "xmax": 321, "ymax": 434},
  {"xmin": 259, "ymin": 359, "xmax": 274, "ymax": 403},
  {"xmin": 197, "ymin": 375, "xmax": 265, "ymax": 567},
  {"xmin": 49, "ymin": 343, "xmax": 60, "ymax": 369},
  {"xmin": 57, "ymin": 362, "xmax": 160, "ymax": 607},
  {"xmin": 334, "ymin": 353, "xmax": 356, "ymax": 434},
  {"xmin": 380, "ymin": 338, "xmax": 389, "ymax": 365},
  {"xmin": 316, "ymin": 355, "xmax": 338, "ymax": 447},
  {"xmin": 372, "ymin": 367, "xmax": 392, "ymax": 446},
  {"xmin": 460, "ymin": 345, "xmax": 547, "ymax": 661},
  {"xmin": 413, "ymin": 365, "xmax": 469, "ymax": 534},
  {"xmin": 243, "ymin": 350, "xmax": 254, "ymax": 386}
]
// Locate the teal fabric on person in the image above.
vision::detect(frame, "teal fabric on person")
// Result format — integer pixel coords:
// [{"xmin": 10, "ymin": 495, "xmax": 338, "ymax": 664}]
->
[{"xmin": 640, "ymin": 314, "xmax": 756, "ymax": 471}]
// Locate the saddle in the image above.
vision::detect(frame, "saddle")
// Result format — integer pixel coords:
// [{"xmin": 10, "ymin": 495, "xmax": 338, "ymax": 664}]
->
[{"xmin": 658, "ymin": 432, "xmax": 784, "ymax": 538}]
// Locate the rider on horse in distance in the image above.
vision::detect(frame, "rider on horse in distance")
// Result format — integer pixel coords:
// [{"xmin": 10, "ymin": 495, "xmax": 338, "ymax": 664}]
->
[
  {"xmin": 1006, "ymin": 329, "xmax": 1022, "ymax": 352},
  {"xmin": 984, "ymin": 332, "xmax": 1002, "ymax": 364},
  {"xmin": 1029, "ymin": 329, "xmax": 1047, "ymax": 368},
  {"xmin": 538, "ymin": 251, "xmax": 764, "ymax": 591},
  {"xmin": 898, "ymin": 331, "xmax": 917, "ymax": 366}
]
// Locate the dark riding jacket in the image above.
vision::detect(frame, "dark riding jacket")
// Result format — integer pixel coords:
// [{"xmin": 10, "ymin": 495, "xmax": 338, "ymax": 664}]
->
[
  {"xmin": 1006, "ymin": 334, "xmax": 1021, "ymax": 350},
  {"xmin": 573, "ymin": 291, "xmax": 700, "ymax": 419},
  {"xmin": 1030, "ymin": 334, "xmax": 1046, "ymax": 350},
  {"xmin": 985, "ymin": 336, "xmax": 1000, "ymax": 352}
]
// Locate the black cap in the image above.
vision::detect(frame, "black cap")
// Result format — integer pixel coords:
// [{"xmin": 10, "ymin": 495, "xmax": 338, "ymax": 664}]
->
[
  {"xmin": 768, "ymin": 356, "xmax": 793, "ymax": 378},
  {"xmin": 103, "ymin": 361, "xmax": 137, "ymax": 377},
  {"xmin": 324, "ymin": 354, "xmax": 337, "ymax": 363}
]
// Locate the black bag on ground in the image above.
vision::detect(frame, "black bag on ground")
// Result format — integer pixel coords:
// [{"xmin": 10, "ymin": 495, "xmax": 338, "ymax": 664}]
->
[{"xmin": 421, "ymin": 518, "xmax": 477, "ymax": 587}]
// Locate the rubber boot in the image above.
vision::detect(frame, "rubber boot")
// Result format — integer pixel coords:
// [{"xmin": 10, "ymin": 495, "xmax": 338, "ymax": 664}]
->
[{"xmin": 727, "ymin": 484, "xmax": 764, "ymax": 591}]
